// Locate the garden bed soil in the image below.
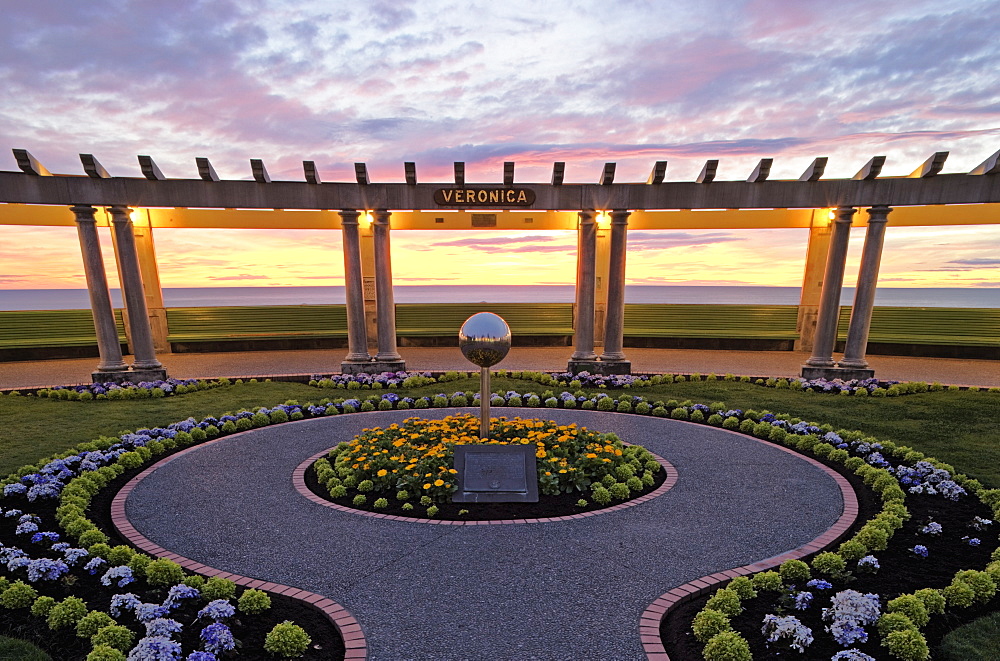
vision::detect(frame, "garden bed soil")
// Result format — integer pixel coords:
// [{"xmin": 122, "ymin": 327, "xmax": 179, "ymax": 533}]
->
[
  {"xmin": 1, "ymin": 460, "xmax": 345, "ymax": 661},
  {"xmin": 660, "ymin": 455, "xmax": 1000, "ymax": 660},
  {"xmin": 304, "ymin": 461, "xmax": 668, "ymax": 521}
]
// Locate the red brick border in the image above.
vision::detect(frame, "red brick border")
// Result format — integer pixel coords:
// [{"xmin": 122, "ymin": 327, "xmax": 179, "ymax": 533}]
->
[
  {"xmin": 111, "ymin": 437, "xmax": 369, "ymax": 660},
  {"xmin": 292, "ymin": 448, "xmax": 678, "ymax": 525},
  {"xmin": 637, "ymin": 431, "xmax": 859, "ymax": 660}
]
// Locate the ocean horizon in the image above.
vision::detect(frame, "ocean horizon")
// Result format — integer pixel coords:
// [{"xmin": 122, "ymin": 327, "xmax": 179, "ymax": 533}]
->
[{"xmin": 1, "ymin": 285, "xmax": 998, "ymax": 311}]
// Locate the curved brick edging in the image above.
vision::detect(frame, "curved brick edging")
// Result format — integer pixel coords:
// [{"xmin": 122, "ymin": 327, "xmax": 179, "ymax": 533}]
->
[
  {"xmin": 111, "ymin": 439, "xmax": 370, "ymax": 660},
  {"xmin": 637, "ymin": 438, "xmax": 859, "ymax": 660},
  {"xmin": 292, "ymin": 448, "xmax": 679, "ymax": 525}
]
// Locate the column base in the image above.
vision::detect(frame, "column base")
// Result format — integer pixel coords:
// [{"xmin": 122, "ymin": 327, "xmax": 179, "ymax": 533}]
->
[
  {"xmin": 800, "ymin": 366, "xmax": 875, "ymax": 381},
  {"xmin": 371, "ymin": 359, "xmax": 406, "ymax": 373},
  {"xmin": 92, "ymin": 368, "xmax": 168, "ymax": 384}
]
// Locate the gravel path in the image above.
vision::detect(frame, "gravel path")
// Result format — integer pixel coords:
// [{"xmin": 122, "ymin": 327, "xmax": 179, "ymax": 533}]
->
[{"xmin": 124, "ymin": 409, "xmax": 845, "ymax": 661}]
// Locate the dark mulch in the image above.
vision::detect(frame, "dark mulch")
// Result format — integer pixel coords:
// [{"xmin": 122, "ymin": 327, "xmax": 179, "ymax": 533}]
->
[
  {"xmin": 660, "ymin": 454, "xmax": 1000, "ymax": 660},
  {"xmin": 1, "ymin": 459, "xmax": 345, "ymax": 661},
  {"xmin": 303, "ymin": 462, "xmax": 668, "ymax": 521}
]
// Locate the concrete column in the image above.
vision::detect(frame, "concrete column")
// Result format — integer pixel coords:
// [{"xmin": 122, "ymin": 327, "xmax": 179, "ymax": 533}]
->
[
  {"xmin": 72, "ymin": 205, "xmax": 128, "ymax": 375},
  {"xmin": 129, "ymin": 210, "xmax": 170, "ymax": 353},
  {"xmin": 569, "ymin": 210, "xmax": 598, "ymax": 369},
  {"xmin": 108, "ymin": 206, "xmax": 165, "ymax": 376},
  {"xmin": 804, "ymin": 206, "xmax": 855, "ymax": 370},
  {"xmin": 340, "ymin": 209, "xmax": 371, "ymax": 367},
  {"xmin": 600, "ymin": 209, "xmax": 631, "ymax": 373},
  {"xmin": 359, "ymin": 217, "xmax": 379, "ymax": 352},
  {"xmin": 840, "ymin": 205, "xmax": 892, "ymax": 370},
  {"xmin": 593, "ymin": 216, "xmax": 611, "ymax": 347},
  {"xmin": 794, "ymin": 210, "xmax": 834, "ymax": 352},
  {"xmin": 372, "ymin": 210, "xmax": 405, "ymax": 369}
]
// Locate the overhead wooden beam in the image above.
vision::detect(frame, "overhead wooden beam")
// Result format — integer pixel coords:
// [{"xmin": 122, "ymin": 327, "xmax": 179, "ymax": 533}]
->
[
  {"xmin": 250, "ymin": 159, "xmax": 271, "ymax": 183},
  {"xmin": 599, "ymin": 162, "xmax": 616, "ymax": 185},
  {"xmin": 971, "ymin": 149, "xmax": 1000, "ymax": 175},
  {"xmin": 647, "ymin": 161, "xmax": 667, "ymax": 184},
  {"xmin": 696, "ymin": 159, "xmax": 718, "ymax": 184},
  {"xmin": 12, "ymin": 149, "xmax": 51, "ymax": 176},
  {"xmin": 503, "ymin": 161, "xmax": 515, "ymax": 186},
  {"xmin": 551, "ymin": 162, "xmax": 565, "ymax": 186},
  {"xmin": 354, "ymin": 163, "xmax": 369, "ymax": 185},
  {"xmin": 303, "ymin": 161, "xmax": 321, "ymax": 184},
  {"xmin": 910, "ymin": 151, "xmax": 949, "ymax": 178},
  {"xmin": 853, "ymin": 155, "xmax": 885, "ymax": 180},
  {"xmin": 798, "ymin": 157, "xmax": 828, "ymax": 182},
  {"xmin": 404, "ymin": 162, "xmax": 417, "ymax": 185},
  {"xmin": 747, "ymin": 158, "xmax": 772, "ymax": 183},
  {"xmin": 80, "ymin": 154, "xmax": 110, "ymax": 179},
  {"xmin": 453, "ymin": 162, "xmax": 465, "ymax": 186},
  {"xmin": 196, "ymin": 157, "xmax": 219, "ymax": 182},
  {"xmin": 138, "ymin": 155, "xmax": 165, "ymax": 181}
]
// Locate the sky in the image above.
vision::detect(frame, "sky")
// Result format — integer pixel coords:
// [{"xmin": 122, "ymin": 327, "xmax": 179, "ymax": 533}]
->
[{"xmin": 2, "ymin": 0, "xmax": 1000, "ymax": 291}]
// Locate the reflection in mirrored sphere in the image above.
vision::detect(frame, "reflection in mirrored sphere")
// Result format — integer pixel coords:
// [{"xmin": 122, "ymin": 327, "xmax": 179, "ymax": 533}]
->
[{"xmin": 459, "ymin": 312, "xmax": 512, "ymax": 367}]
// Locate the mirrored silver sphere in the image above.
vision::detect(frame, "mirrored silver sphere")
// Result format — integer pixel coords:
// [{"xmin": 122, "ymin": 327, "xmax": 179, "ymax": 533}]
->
[{"xmin": 459, "ymin": 312, "xmax": 511, "ymax": 367}]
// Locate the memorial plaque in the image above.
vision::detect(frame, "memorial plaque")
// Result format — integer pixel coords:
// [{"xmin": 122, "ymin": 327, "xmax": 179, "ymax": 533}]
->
[{"xmin": 452, "ymin": 444, "xmax": 538, "ymax": 503}]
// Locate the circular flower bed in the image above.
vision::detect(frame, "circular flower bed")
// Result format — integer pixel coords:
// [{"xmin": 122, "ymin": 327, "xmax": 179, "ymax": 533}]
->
[{"xmin": 309, "ymin": 413, "xmax": 666, "ymax": 520}]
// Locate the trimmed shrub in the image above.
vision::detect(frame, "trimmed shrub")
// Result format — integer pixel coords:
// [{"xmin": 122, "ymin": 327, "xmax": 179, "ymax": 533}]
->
[
  {"xmin": 751, "ymin": 571, "xmax": 783, "ymax": 592},
  {"xmin": 778, "ymin": 560, "xmax": 810, "ymax": 584},
  {"xmin": 264, "ymin": 621, "xmax": 312, "ymax": 658},
  {"xmin": 705, "ymin": 588, "xmax": 741, "ymax": 617},
  {"xmin": 887, "ymin": 594, "xmax": 929, "ymax": 628},
  {"xmin": 726, "ymin": 576, "xmax": 757, "ymax": 601},
  {"xmin": 702, "ymin": 630, "xmax": 752, "ymax": 661},
  {"xmin": 811, "ymin": 552, "xmax": 847, "ymax": 577},
  {"xmin": 238, "ymin": 588, "xmax": 272, "ymax": 615},
  {"xmin": 144, "ymin": 558, "xmax": 185, "ymax": 587},
  {"xmin": 1, "ymin": 581, "xmax": 37, "ymax": 608},
  {"xmin": 882, "ymin": 628, "xmax": 929, "ymax": 661},
  {"xmin": 91, "ymin": 624, "xmax": 135, "ymax": 652},
  {"xmin": 86, "ymin": 646, "xmax": 127, "ymax": 661},
  {"xmin": 202, "ymin": 576, "xmax": 237, "ymax": 602},
  {"xmin": 692, "ymin": 608, "xmax": 732, "ymax": 643},
  {"xmin": 76, "ymin": 610, "xmax": 117, "ymax": 638},
  {"xmin": 47, "ymin": 596, "xmax": 88, "ymax": 630}
]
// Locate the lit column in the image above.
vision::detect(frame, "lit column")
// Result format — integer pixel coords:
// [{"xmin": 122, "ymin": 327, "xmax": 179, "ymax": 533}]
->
[
  {"xmin": 600, "ymin": 209, "xmax": 630, "ymax": 367},
  {"xmin": 340, "ymin": 209, "xmax": 371, "ymax": 364},
  {"xmin": 794, "ymin": 210, "xmax": 834, "ymax": 352},
  {"xmin": 108, "ymin": 206, "xmax": 162, "ymax": 371},
  {"xmin": 372, "ymin": 210, "xmax": 404, "ymax": 366},
  {"xmin": 72, "ymin": 205, "xmax": 128, "ymax": 374},
  {"xmin": 571, "ymin": 210, "xmax": 598, "ymax": 362},
  {"xmin": 804, "ymin": 206, "xmax": 855, "ymax": 368},
  {"xmin": 840, "ymin": 206, "xmax": 892, "ymax": 369}
]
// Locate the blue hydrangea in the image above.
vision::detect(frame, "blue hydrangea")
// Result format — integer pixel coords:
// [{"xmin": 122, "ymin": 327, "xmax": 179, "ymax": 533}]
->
[
  {"xmin": 920, "ymin": 522, "xmax": 943, "ymax": 535},
  {"xmin": 163, "ymin": 584, "xmax": 201, "ymax": 610},
  {"xmin": 126, "ymin": 635, "xmax": 182, "ymax": 660},
  {"xmin": 806, "ymin": 579, "xmax": 833, "ymax": 590},
  {"xmin": 110, "ymin": 593, "xmax": 142, "ymax": 617},
  {"xmin": 200, "ymin": 623, "xmax": 236, "ymax": 655},
  {"xmin": 794, "ymin": 591, "xmax": 813, "ymax": 610},
  {"xmin": 857, "ymin": 556, "xmax": 880, "ymax": 571},
  {"xmin": 15, "ymin": 520, "xmax": 39, "ymax": 535},
  {"xmin": 26, "ymin": 558, "xmax": 69, "ymax": 582},
  {"xmin": 84, "ymin": 557, "xmax": 107, "ymax": 574},
  {"xmin": 911, "ymin": 545, "xmax": 929, "ymax": 558},
  {"xmin": 136, "ymin": 602, "xmax": 171, "ymax": 622},
  {"xmin": 3, "ymin": 483, "xmax": 28, "ymax": 496},
  {"xmin": 30, "ymin": 531, "xmax": 60, "ymax": 544},
  {"xmin": 63, "ymin": 547, "xmax": 89, "ymax": 565},
  {"xmin": 101, "ymin": 565, "xmax": 136, "ymax": 587},
  {"xmin": 145, "ymin": 618, "xmax": 184, "ymax": 638},
  {"xmin": 197, "ymin": 599, "xmax": 235, "ymax": 621},
  {"xmin": 186, "ymin": 653, "xmax": 217, "ymax": 661}
]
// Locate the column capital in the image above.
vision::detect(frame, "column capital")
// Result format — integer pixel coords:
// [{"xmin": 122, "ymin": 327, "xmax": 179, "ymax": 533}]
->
[
  {"xmin": 70, "ymin": 204, "xmax": 97, "ymax": 220},
  {"xmin": 866, "ymin": 205, "xmax": 892, "ymax": 223},
  {"xmin": 610, "ymin": 209, "xmax": 631, "ymax": 224},
  {"xmin": 373, "ymin": 209, "xmax": 391, "ymax": 226},
  {"xmin": 339, "ymin": 209, "xmax": 360, "ymax": 224},
  {"xmin": 578, "ymin": 209, "xmax": 596, "ymax": 224},
  {"xmin": 107, "ymin": 205, "xmax": 133, "ymax": 223},
  {"xmin": 833, "ymin": 206, "xmax": 857, "ymax": 223}
]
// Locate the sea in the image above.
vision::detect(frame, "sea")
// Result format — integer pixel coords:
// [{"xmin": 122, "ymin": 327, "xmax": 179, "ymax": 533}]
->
[{"xmin": 0, "ymin": 285, "xmax": 997, "ymax": 310}]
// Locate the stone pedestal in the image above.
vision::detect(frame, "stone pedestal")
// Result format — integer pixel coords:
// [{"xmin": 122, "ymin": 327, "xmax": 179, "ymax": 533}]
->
[
  {"xmin": 340, "ymin": 360, "xmax": 406, "ymax": 375},
  {"xmin": 800, "ymin": 366, "xmax": 876, "ymax": 381},
  {"xmin": 92, "ymin": 368, "xmax": 168, "ymax": 384},
  {"xmin": 567, "ymin": 359, "xmax": 631, "ymax": 375},
  {"xmin": 598, "ymin": 360, "xmax": 632, "ymax": 375},
  {"xmin": 567, "ymin": 360, "xmax": 602, "ymax": 375}
]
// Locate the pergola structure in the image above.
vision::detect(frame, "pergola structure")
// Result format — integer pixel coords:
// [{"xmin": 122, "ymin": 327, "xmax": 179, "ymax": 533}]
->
[{"xmin": 2, "ymin": 148, "xmax": 999, "ymax": 382}]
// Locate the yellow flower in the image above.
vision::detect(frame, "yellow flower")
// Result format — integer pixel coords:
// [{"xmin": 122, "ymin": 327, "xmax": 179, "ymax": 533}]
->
[
  {"xmin": 376, "ymin": 469, "xmax": 388, "ymax": 477},
  {"xmin": 423, "ymin": 483, "xmax": 431, "ymax": 489},
  {"xmin": 434, "ymin": 479, "xmax": 445, "ymax": 487},
  {"xmin": 585, "ymin": 453, "xmax": 597, "ymax": 459}
]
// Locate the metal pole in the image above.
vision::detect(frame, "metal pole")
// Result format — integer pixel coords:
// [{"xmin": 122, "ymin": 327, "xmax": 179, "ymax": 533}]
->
[{"xmin": 480, "ymin": 366, "xmax": 490, "ymax": 439}]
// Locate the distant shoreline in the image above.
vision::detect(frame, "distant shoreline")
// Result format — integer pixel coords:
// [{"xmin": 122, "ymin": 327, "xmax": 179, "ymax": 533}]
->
[{"xmin": 1, "ymin": 285, "xmax": 997, "ymax": 311}]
